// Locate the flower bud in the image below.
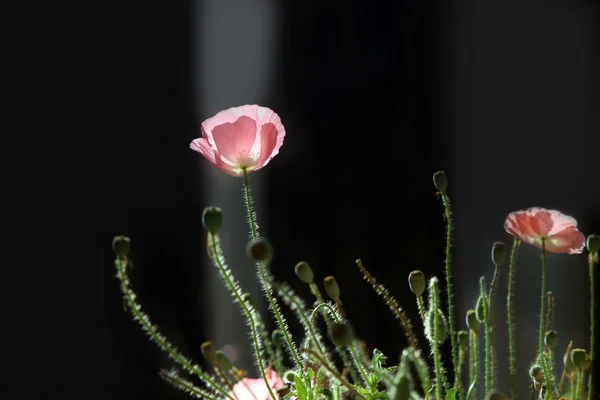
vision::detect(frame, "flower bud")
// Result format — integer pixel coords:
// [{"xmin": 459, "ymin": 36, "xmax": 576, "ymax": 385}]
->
[
  {"xmin": 466, "ymin": 309, "xmax": 480, "ymax": 332},
  {"xmin": 323, "ymin": 276, "xmax": 340, "ymax": 300},
  {"xmin": 201, "ymin": 341, "xmax": 217, "ymax": 365},
  {"xmin": 283, "ymin": 371, "xmax": 298, "ymax": 384},
  {"xmin": 392, "ymin": 374, "xmax": 410, "ymax": 400},
  {"xmin": 457, "ymin": 330, "xmax": 468, "ymax": 349},
  {"xmin": 112, "ymin": 235, "xmax": 131, "ymax": 257},
  {"xmin": 241, "ymin": 292, "xmax": 255, "ymax": 308},
  {"xmin": 486, "ymin": 392, "xmax": 507, "ymax": 400},
  {"xmin": 408, "ymin": 270, "xmax": 426, "ymax": 296},
  {"xmin": 425, "ymin": 308, "xmax": 448, "ymax": 344},
  {"xmin": 587, "ymin": 234, "xmax": 600, "ymax": 254},
  {"xmin": 544, "ymin": 330, "xmax": 558, "ymax": 349},
  {"xmin": 294, "ymin": 261, "xmax": 314, "ymax": 284},
  {"xmin": 271, "ymin": 330, "xmax": 284, "ymax": 349},
  {"xmin": 433, "ymin": 171, "xmax": 448, "ymax": 193},
  {"xmin": 202, "ymin": 207, "xmax": 222, "ymax": 234},
  {"xmin": 571, "ymin": 348, "xmax": 590, "ymax": 370},
  {"xmin": 476, "ymin": 295, "xmax": 486, "ymax": 323},
  {"xmin": 329, "ymin": 322, "xmax": 354, "ymax": 347},
  {"xmin": 246, "ymin": 237, "xmax": 273, "ymax": 263},
  {"xmin": 214, "ymin": 350, "xmax": 233, "ymax": 371},
  {"xmin": 491, "ymin": 242, "xmax": 506, "ymax": 266},
  {"xmin": 529, "ymin": 364, "xmax": 544, "ymax": 383}
]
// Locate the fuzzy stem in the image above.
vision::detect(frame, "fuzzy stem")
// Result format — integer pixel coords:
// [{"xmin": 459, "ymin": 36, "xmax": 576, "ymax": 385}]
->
[
  {"xmin": 208, "ymin": 234, "xmax": 277, "ymax": 400},
  {"xmin": 115, "ymin": 257, "xmax": 233, "ymax": 399},
  {"xmin": 539, "ymin": 353, "xmax": 556, "ymax": 399},
  {"xmin": 480, "ymin": 277, "xmax": 491, "ymax": 394},
  {"xmin": 417, "ymin": 295, "xmax": 427, "ymax": 325},
  {"xmin": 440, "ymin": 192, "xmax": 461, "ymax": 399},
  {"xmin": 507, "ymin": 238, "xmax": 520, "ymax": 399},
  {"xmin": 488, "ymin": 263, "xmax": 500, "ymax": 390},
  {"xmin": 575, "ymin": 369, "xmax": 583, "ymax": 400},
  {"xmin": 242, "ymin": 169, "xmax": 303, "ymax": 376},
  {"xmin": 539, "ymin": 238, "xmax": 547, "ymax": 356},
  {"xmin": 429, "ymin": 278, "xmax": 445, "ymax": 400},
  {"xmin": 466, "ymin": 331, "xmax": 478, "ymax": 400},
  {"xmin": 159, "ymin": 369, "xmax": 221, "ymax": 400},
  {"xmin": 408, "ymin": 348, "xmax": 432, "ymax": 395},
  {"xmin": 588, "ymin": 254, "xmax": 596, "ymax": 400}
]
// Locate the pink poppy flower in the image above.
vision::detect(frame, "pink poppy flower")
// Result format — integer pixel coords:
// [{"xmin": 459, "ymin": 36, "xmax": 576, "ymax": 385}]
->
[
  {"xmin": 504, "ymin": 207, "xmax": 585, "ymax": 254},
  {"xmin": 231, "ymin": 368, "xmax": 285, "ymax": 400},
  {"xmin": 190, "ymin": 105, "xmax": 285, "ymax": 176}
]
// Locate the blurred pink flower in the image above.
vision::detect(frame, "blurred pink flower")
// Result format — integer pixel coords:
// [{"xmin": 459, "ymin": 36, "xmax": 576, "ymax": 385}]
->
[
  {"xmin": 231, "ymin": 368, "xmax": 285, "ymax": 400},
  {"xmin": 504, "ymin": 207, "xmax": 585, "ymax": 254},
  {"xmin": 190, "ymin": 105, "xmax": 285, "ymax": 176}
]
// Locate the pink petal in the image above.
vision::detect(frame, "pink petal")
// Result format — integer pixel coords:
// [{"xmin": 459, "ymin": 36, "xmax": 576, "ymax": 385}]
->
[
  {"xmin": 546, "ymin": 209, "xmax": 579, "ymax": 236},
  {"xmin": 231, "ymin": 368, "xmax": 284, "ymax": 400},
  {"xmin": 189, "ymin": 137, "xmax": 239, "ymax": 175},
  {"xmin": 256, "ymin": 123, "xmax": 280, "ymax": 168},
  {"xmin": 525, "ymin": 208, "xmax": 553, "ymax": 238},
  {"xmin": 210, "ymin": 116, "xmax": 257, "ymax": 164},
  {"xmin": 546, "ymin": 226, "xmax": 586, "ymax": 254}
]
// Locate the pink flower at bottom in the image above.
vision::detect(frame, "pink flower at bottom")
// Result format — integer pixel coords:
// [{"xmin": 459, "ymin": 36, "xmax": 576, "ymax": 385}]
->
[
  {"xmin": 231, "ymin": 368, "xmax": 285, "ymax": 400},
  {"xmin": 190, "ymin": 105, "xmax": 285, "ymax": 176},
  {"xmin": 504, "ymin": 207, "xmax": 585, "ymax": 254}
]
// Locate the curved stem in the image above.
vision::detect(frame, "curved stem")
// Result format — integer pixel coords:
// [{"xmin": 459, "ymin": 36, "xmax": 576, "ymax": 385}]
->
[
  {"xmin": 115, "ymin": 257, "xmax": 233, "ymax": 399},
  {"xmin": 441, "ymin": 193, "xmax": 461, "ymax": 399},
  {"xmin": 507, "ymin": 238, "xmax": 520, "ymax": 399},
  {"xmin": 209, "ymin": 235, "xmax": 277, "ymax": 400},
  {"xmin": 480, "ymin": 278, "xmax": 490, "ymax": 394},
  {"xmin": 488, "ymin": 263, "xmax": 500, "ymax": 390},
  {"xmin": 539, "ymin": 238, "xmax": 547, "ymax": 356},
  {"xmin": 588, "ymin": 255, "xmax": 596, "ymax": 400},
  {"xmin": 466, "ymin": 331, "xmax": 478, "ymax": 400}
]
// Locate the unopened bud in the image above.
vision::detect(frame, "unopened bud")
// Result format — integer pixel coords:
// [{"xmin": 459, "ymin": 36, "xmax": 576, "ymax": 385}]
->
[
  {"xmin": 458, "ymin": 330, "xmax": 468, "ymax": 349},
  {"xmin": 283, "ymin": 371, "xmax": 298, "ymax": 384},
  {"xmin": 587, "ymin": 234, "xmax": 600, "ymax": 254},
  {"xmin": 392, "ymin": 374, "xmax": 410, "ymax": 400},
  {"xmin": 476, "ymin": 295, "xmax": 486, "ymax": 323},
  {"xmin": 271, "ymin": 330, "xmax": 284, "ymax": 349},
  {"xmin": 529, "ymin": 364, "xmax": 544, "ymax": 383},
  {"xmin": 201, "ymin": 341, "xmax": 217, "ymax": 365},
  {"xmin": 112, "ymin": 235, "xmax": 131, "ymax": 257},
  {"xmin": 323, "ymin": 276, "xmax": 340, "ymax": 300},
  {"xmin": 329, "ymin": 322, "xmax": 354, "ymax": 347},
  {"xmin": 246, "ymin": 237, "xmax": 273, "ymax": 263},
  {"xmin": 241, "ymin": 292, "xmax": 255, "ymax": 308},
  {"xmin": 466, "ymin": 309, "xmax": 480, "ymax": 332},
  {"xmin": 408, "ymin": 270, "xmax": 426, "ymax": 296},
  {"xmin": 202, "ymin": 207, "xmax": 222, "ymax": 234},
  {"xmin": 294, "ymin": 261, "xmax": 314, "ymax": 284},
  {"xmin": 425, "ymin": 308, "xmax": 448, "ymax": 344},
  {"xmin": 214, "ymin": 350, "xmax": 233, "ymax": 371},
  {"xmin": 433, "ymin": 171, "xmax": 448, "ymax": 193},
  {"xmin": 492, "ymin": 242, "xmax": 506, "ymax": 266},
  {"xmin": 571, "ymin": 349, "xmax": 590, "ymax": 370},
  {"xmin": 486, "ymin": 392, "xmax": 507, "ymax": 400},
  {"xmin": 544, "ymin": 330, "xmax": 558, "ymax": 349}
]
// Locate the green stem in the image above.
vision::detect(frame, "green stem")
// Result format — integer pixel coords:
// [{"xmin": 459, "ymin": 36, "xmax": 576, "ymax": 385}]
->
[
  {"xmin": 507, "ymin": 238, "xmax": 520, "ymax": 399},
  {"xmin": 488, "ymin": 263, "xmax": 500, "ymax": 390},
  {"xmin": 441, "ymin": 193, "xmax": 461, "ymax": 399},
  {"xmin": 539, "ymin": 353, "xmax": 555, "ymax": 399},
  {"xmin": 588, "ymin": 256, "xmax": 596, "ymax": 400},
  {"xmin": 208, "ymin": 234, "xmax": 277, "ymax": 400},
  {"xmin": 539, "ymin": 238, "xmax": 547, "ymax": 356},
  {"xmin": 417, "ymin": 295, "xmax": 427, "ymax": 325},
  {"xmin": 575, "ymin": 369, "xmax": 582, "ymax": 400},
  {"xmin": 430, "ymin": 278, "xmax": 445, "ymax": 400},
  {"xmin": 115, "ymin": 257, "xmax": 233, "ymax": 400},
  {"xmin": 480, "ymin": 278, "xmax": 491, "ymax": 394},
  {"xmin": 242, "ymin": 168, "xmax": 304, "ymax": 376},
  {"xmin": 466, "ymin": 331, "xmax": 478, "ymax": 400}
]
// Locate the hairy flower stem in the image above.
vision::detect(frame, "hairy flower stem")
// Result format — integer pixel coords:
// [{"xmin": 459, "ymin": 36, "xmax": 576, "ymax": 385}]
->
[
  {"xmin": 539, "ymin": 353, "xmax": 556, "ymax": 399},
  {"xmin": 539, "ymin": 239, "xmax": 547, "ymax": 356},
  {"xmin": 208, "ymin": 234, "xmax": 277, "ymax": 400},
  {"xmin": 115, "ymin": 257, "xmax": 233, "ymax": 399},
  {"xmin": 467, "ymin": 331, "xmax": 478, "ymax": 399},
  {"xmin": 575, "ymin": 369, "xmax": 583, "ymax": 400},
  {"xmin": 480, "ymin": 277, "xmax": 491, "ymax": 394},
  {"xmin": 242, "ymin": 169, "xmax": 304, "ymax": 376},
  {"xmin": 507, "ymin": 238, "xmax": 520, "ymax": 398},
  {"xmin": 588, "ymin": 254, "xmax": 596, "ymax": 400},
  {"xmin": 440, "ymin": 192, "xmax": 461, "ymax": 399},
  {"xmin": 429, "ymin": 278, "xmax": 445, "ymax": 400},
  {"xmin": 488, "ymin": 263, "xmax": 500, "ymax": 390},
  {"xmin": 417, "ymin": 295, "xmax": 427, "ymax": 324}
]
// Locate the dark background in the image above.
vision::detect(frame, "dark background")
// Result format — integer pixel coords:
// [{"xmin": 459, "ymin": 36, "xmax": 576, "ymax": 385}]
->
[{"xmin": 15, "ymin": 0, "xmax": 599, "ymax": 399}]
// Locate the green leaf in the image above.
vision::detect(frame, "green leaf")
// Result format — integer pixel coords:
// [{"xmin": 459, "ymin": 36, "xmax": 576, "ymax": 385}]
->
[
  {"xmin": 446, "ymin": 387, "xmax": 457, "ymax": 400},
  {"xmin": 294, "ymin": 374, "xmax": 308, "ymax": 400}
]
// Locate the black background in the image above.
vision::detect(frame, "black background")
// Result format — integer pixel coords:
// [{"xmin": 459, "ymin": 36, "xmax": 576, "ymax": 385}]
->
[{"xmin": 14, "ymin": 0, "xmax": 600, "ymax": 399}]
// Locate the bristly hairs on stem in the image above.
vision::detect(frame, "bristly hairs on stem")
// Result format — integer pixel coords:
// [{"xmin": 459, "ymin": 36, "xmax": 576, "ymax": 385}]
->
[
  {"xmin": 466, "ymin": 330, "xmax": 478, "ymax": 400},
  {"xmin": 114, "ymin": 256, "xmax": 233, "ymax": 400},
  {"xmin": 160, "ymin": 369, "xmax": 221, "ymax": 400},
  {"xmin": 355, "ymin": 259, "xmax": 419, "ymax": 351},
  {"xmin": 427, "ymin": 276, "xmax": 447, "ymax": 400},
  {"xmin": 242, "ymin": 168, "xmax": 304, "ymax": 377},
  {"xmin": 546, "ymin": 291, "xmax": 554, "ymax": 332},
  {"xmin": 479, "ymin": 277, "xmax": 491, "ymax": 394},
  {"xmin": 539, "ymin": 353, "xmax": 558, "ymax": 399},
  {"xmin": 438, "ymin": 184, "xmax": 462, "ymax": 400},
  {"xmin": 539, "ymin": 238, "xmax": 548, "ymax": 357},
  {"xmin": 507, "ymin": 238, "xmax": 521, "ymax": 399},
  {"xmin": 488, "ymin": 260, "xmax": 500, "ymax": 390},
  {"xmin": 587, "ymin": 241, "xmax": 598, "ymax": 400}
]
